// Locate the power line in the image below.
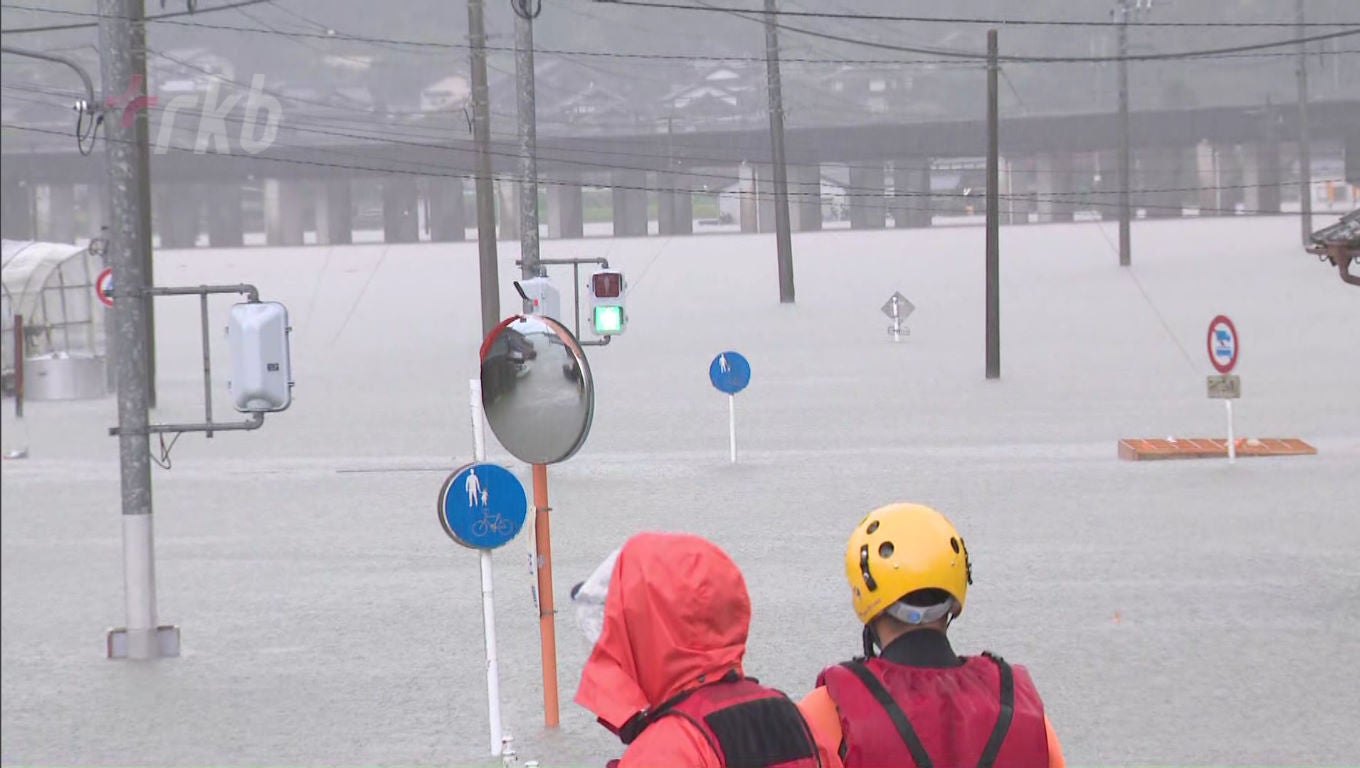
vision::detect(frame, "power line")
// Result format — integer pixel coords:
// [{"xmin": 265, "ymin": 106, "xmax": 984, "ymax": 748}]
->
[
  {"xmin": 681, "ymin": 2, "xmax": 1360, "ymax": 64},
  {"xmin": 4, "ymin": 79, "xmax": 1354, "ymax": 187},
  {"xmin": 591, "ymin": 0, "xmax": 1359, "ymax": 29},
  {"xmin": 3, "ymin": 120, "xmax": 1341, "ymax": 218},
  {"xmin": 4, "ymin": 3, "xmax": 1357, "ymax": 66},
  {"xmin": 0, "ymin": 0, "xmax": 272, "ymax": 35}
]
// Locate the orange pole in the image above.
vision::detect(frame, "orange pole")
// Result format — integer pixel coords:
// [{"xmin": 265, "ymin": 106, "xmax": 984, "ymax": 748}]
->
[{"xmin": 532, "ymin": 463, "xmax": 560, "ymax": 727}]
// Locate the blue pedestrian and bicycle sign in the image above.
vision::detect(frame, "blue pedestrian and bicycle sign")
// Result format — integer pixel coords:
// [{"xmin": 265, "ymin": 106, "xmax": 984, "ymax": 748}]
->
[
  {"xmin": 709, "ymin": 351, "xmax": 751, "ymax": 395},
  {"xmin": 438, "ymin": 462, "xmax": 528, "ymax": 550}
]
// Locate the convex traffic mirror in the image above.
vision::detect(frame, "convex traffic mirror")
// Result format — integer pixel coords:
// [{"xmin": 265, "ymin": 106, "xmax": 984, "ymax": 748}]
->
[{"xmin": 480, "ymin": 314, "xmax": 594, "ymax": 464}]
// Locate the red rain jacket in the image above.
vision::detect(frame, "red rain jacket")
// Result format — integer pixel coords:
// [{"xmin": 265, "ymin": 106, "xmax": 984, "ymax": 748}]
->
[{"xmin": 575, "ymin": 532, "xmax": 841, "ymax": 768}]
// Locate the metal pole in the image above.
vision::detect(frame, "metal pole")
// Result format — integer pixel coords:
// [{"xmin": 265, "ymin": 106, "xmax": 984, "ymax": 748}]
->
[
  {"xmin": 469, "ymin": 379, "xmax": 502, "ymax": 756},
  {"xmin": 728, "ymin": 394, "xmax": 737, "ymax": 463},
  {"xmin": 12, "ymin": 314, "xmax": 22, "ymax": 419},
  {"xmin": 129, "ymin": 0, "xmax": 156, "ymax": 406},
  {"xmin": 513, "ymin": 0, "xmax": 541, "ymax": 291},
  {"xmin": 764, "ymin": 0, "xmax": 795, "ymax": 304},
  {"xmin": 468, "ymin": 0, "xmax": 500, "ymax": 339},
  {"xmin": 1296, "ymin": 0, "xmax": 1313, "ymax": 244},
  {"xmin": 1116, "ymin": 1, "xmax": 1132, "ymax": 267},
  {"xmin": 99, "ymin": 0, "xmax": 163, "ymax": 660},
  {"xmin": 200, "ymin": 293, "xmax": 212, "ymax": 438},
  {"xmin": 1225, "ymin": 400, "xmax": 1236, "ymax": 465},
  {"xmin": 986, "ymin": 30, "xmax": 1001, "ymax": 380},
  {"xmin": 531, "ymin": 463, "xmax": 559, "ymax": 727}
]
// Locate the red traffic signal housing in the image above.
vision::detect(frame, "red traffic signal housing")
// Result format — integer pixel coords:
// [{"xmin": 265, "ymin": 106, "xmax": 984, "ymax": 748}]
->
[{"xmin": 591, "ymin": 271, "xmax": 623, "ymax": 299}]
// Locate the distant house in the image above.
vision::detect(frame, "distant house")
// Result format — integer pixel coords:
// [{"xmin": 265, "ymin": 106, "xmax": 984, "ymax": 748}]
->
[
  {"xmin": 552, "ymin": 81, "xmax": 635, "ymax": 128},
  {"xmin": 150, "ymin": 48, "xmax": 235, "ymax": 96},
  {"xmin": 420, "ymin": 75, "xmax": 470, "ymax": 113},
  {"xmin": 662, "ymin": 63, "xmax": 762, "ymax": 127}
]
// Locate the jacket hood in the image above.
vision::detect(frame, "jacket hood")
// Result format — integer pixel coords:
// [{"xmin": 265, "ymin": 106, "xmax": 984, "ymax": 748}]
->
[{"xmin": 574, "ymin": 532, "xmax": 750, "ymax": 731}]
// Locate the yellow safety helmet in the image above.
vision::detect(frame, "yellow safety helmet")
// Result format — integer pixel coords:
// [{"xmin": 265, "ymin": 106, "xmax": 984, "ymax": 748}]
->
[{"xmin": 844, "ymin": 503, "xmax": 973, "ymax": 625}]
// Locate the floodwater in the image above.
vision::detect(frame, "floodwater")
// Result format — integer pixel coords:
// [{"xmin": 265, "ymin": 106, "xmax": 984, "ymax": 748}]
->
[{"xmin": 3, "ymin": 215, "xmax": 1358, "ymax": 766}]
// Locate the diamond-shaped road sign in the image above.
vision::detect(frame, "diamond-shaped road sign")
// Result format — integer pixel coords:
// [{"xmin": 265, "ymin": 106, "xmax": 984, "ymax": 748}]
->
[{"xmin": 881, "ymin": 292, "xmax": 915, "ymax": 320}]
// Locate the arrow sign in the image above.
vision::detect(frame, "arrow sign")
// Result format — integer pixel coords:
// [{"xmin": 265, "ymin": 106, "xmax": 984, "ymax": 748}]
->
[{"xmin": 881, "ymin": 292, "xmax": 915, "ymax": 320}]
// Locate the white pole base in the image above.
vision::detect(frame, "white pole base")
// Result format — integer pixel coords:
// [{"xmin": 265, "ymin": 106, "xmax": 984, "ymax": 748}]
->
[{"xmin": 107, "ymin": 625, "xmax": 180, "ymax": 659}]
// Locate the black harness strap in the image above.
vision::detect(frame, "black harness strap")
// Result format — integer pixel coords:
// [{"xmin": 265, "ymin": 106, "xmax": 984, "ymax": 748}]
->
[
  {"xmin": 976, "ymin": 652, "xmax": 1015, "ymax": 768},
  {"xmin": 841, "ymin": 661, "xmax": 934, "ymax": 768}
]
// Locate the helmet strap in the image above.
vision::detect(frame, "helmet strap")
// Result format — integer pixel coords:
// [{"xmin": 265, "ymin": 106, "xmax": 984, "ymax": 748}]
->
[{"xmin": 861, "ymin": 624, "xmax": 878, "ymax": 659}]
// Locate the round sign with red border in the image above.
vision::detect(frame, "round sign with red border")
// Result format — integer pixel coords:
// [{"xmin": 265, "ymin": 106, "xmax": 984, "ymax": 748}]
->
[
  {"xmin": 1206, "ymin": 315, "xmax": 1238, "ymax": 373},
  {"xmin": 95, "ymin": 267, "xmax": 114, "ymax": 307}
]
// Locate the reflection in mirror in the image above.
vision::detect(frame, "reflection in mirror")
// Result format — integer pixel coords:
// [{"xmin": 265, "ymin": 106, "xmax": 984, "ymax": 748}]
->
[{"xmin": 480, "ymin": 315, "xmax": 595, "ymax": 465}]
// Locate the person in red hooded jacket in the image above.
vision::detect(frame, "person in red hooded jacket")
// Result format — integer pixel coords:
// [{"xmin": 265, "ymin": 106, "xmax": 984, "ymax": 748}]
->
[{"xmin": 572, "ymin": 532, "xmax": 842, "ymax": 768}]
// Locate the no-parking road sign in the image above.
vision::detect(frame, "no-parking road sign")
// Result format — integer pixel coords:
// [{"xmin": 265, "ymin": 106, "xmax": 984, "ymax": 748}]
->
[{"xmin": 1206, "ymin": 315, "xmax": 1239, "ymax": 374}]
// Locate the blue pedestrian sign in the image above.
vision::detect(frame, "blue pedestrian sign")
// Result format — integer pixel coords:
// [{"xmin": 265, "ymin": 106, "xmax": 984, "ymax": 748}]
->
[
  {"xmin": 709, "ymin": 351, "xmax": 751, "ymax": 395},
  {"xmin": 439, "ymin": 462, "xmax": 528, "ymax": 550}
]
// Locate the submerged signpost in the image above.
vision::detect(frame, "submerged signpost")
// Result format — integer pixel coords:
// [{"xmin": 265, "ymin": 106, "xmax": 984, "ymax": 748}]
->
[
  {"xmin": 709, "ymin": 351, "xmax": 751, "ymax": 463},
  {"xmin": 1206, "ymin": 315, "xmax": 1241, "ymax": 464},
  {"xmin": 881, "ymin": 291, "xmax": 915, "ymax": 342}
]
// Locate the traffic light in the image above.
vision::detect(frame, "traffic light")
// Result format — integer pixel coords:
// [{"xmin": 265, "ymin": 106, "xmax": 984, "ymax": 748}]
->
[{"xmin": 589, "ymin": 270, "xmax": 627, "ymax": 336}]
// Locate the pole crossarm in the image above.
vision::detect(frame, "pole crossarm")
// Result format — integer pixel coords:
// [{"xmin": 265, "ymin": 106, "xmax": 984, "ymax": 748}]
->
[{"xmin": 105, "ymin": 283, "xmax": 267, "ymax": 437}]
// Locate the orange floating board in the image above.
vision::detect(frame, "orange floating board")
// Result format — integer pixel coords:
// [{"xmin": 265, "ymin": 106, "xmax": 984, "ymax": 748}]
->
[{"xmin": 1118, "ymin": 437, "xmax": 1317, "ymax": 461}]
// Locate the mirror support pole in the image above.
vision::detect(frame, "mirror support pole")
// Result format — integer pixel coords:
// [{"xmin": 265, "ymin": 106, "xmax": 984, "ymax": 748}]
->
[{"xmin": 532, "ymin": 463, "xmax": 560, "ymax": 727}]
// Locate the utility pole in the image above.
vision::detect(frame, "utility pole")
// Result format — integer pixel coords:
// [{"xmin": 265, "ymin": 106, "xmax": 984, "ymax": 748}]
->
[
  {"xmin": 132, "ymin": 1, "xmax": 155, "ymax": 408},
  {"xmin": 763, "ymin": 0, "xmax": 795, "ymax": 304},
  {"xmin": 1115, "ymin": 0, "xmax": 1132, "ymax": 267},
  {"xmin": 512, "ymin": 0, "xmax": 541, "ymax": 293},
  {"xmin": 468, "ymin": 0, "xmax": 499, "ymax": 337},
  {"xmin": 985, "ymin": 30, "xmax": 1000, "ymax": 380},
  {"xmin": 1296, "ymin": 0, "xmax": 1313, "ymax": 245},
  {"xmin": 98, "ymin": 0, "xmax": 165, "ymax": 660}
]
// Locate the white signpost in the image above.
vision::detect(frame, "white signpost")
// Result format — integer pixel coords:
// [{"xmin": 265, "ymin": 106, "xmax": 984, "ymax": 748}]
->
[
  {"xmin": 1206, "ymin": 315, "xmax": 1241, "ymax": 464},
  {"xmin": 881, "ymin": 291, "xmax": 915, "ymax": 342}
]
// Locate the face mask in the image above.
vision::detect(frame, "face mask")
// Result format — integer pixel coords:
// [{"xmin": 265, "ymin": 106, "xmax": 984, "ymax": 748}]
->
[{"xmin": 570, "ymin": 547, "xmax": 621, "ymax": 646}]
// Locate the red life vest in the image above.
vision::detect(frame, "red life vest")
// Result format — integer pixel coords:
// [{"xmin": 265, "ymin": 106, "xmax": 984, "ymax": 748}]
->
[
  {"xmin": 817, "ymin": 653, "xmax": 1049, "ymax": 768},
  {"xmin": 648, "ymin": 676, "xmax": 823, "ymax": 768}
]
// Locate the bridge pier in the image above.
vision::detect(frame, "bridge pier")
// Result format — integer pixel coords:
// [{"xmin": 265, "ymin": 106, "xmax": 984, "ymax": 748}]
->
[
  {"xmin": 657, "ymin": 171, "xmax": 693, "ymax": 236},
  {"xmin": 315, "ymin": 179, "xmax": 352, "ymax": 245},
  {"xmin": 1136, "ymin": 148, "xmax": 1184, "ymax": 219},
  {"xmin": 998, "ymin": 157, "xmax": 1024, "ymax": 225},
  {"xmin": 264, "ymin": 178, "xmax": 306, "ymax": 246},
  {"xmin": 738, "ymin": 163, "xmax": 758, "ymax": 233},
  {"xmin": 80, "ymin": 183, "xmax": 104, "ymax": 241},
  {"xmin": 1034, "ymin": 153, "xmax": 1074, "ymax": 224},
  {"xmin": 427, "ymin": 177, "xmax": 465, "ymax": 242},
  {"xmin": 1, "ymin": 179, "xmax": 34, "ymax": 240},
  {"xmin": 1195, "ymin": 141, "xmax": 1228, "ymax": 215},
  {"xmin": 36, "ymin": 183, "xmax": 76, "ymax": 243},
  {"xmin": 497, "ymin": 180, "xmax": 519, "ymax": 241},
  {"xmin": 611, "ymin": 170, "xmax": 648, "ymax": 238},
  {"xmin": 155, "ymin": 183, "xmax": 202, "ymax": 249},
  {"xmin": 205, "ymin": 184, "xmax": 244, "ymax": 247},
  {"xmin": 848, "ymin": 162, "xmax": 887, "ymax": 230},
  {"xmin": 789, "ymin": 162, "xmax": 822, "ymax": 232},
  {"xmin": 382, "ymin": 176, "xmax": 420, "ymax": 244},
  {"xmin": 1240, "ymin": 142, "xmax": 1282, "ymax": 215},
  {"xmin": 547, "ymin": 175, "xmax": 584, "ymax": 239},
  {"xmin": 892, "ymin": 159, "xmax": 931, "ymax": 228}
]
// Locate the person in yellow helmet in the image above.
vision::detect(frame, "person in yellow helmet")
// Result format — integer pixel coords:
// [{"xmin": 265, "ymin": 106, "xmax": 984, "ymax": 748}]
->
[{"xmin": 798, "ymin": 503, "xmax": 1065, "ymax": 768}]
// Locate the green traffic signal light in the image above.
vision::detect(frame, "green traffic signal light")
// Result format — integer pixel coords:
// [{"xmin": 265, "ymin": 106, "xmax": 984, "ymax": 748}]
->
[{"xmin": 593, "ymin": 305, "xmax": 624, "ymax": 335}]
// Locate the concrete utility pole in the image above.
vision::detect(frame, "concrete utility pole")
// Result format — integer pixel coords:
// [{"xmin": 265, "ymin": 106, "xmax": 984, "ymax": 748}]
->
[
  {"xmin": 468, "ymin": 0, "xmax": 500, "ymax": 337},
  {"xmin": 763, "ymin": 0, "xmax": 795, "ymax": 304},
  {"xmin": 1115, "ymin": 0, "xmax": 1132, "ymax": 267},
  {"xmin": 1296, "ymin": 0, "xmax": 1313, "ymax": 245},
  {"xmin": 98, "ymin": 0, "xmax": 165, "ymax": 660},
  {"xmin": 512, "ymin": 0, "xmax": 542, "ymax": 291},
  {"xmin": 985, "ymin": 30, "xmax": 1000, "ymax": 380}
]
